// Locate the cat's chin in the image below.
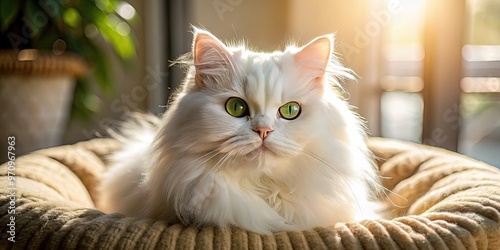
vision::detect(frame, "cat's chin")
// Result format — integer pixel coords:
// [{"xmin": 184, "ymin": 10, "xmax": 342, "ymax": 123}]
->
[
  {"xmin": 244, "ymin": 146, "xmax": 267, "ymax": 160},
  {"xmin": 243, "ymin": 143, "xmax": 284, "ymax": 166}
]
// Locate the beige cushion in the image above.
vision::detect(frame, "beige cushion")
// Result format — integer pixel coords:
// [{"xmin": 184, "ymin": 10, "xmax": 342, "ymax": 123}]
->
[{"xmin": 1, "ymin": 138, "xmax": 499, "ymax": 249}]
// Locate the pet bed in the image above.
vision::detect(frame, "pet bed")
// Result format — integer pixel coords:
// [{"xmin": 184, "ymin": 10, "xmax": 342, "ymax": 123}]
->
[{"xmin": 1, "ymin": 138, "xmax": 499, "ymax": 249}]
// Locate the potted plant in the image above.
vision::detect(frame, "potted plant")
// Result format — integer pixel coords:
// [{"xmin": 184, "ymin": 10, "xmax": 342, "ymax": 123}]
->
[{"xmin": 0, "ymin": 0, "xmax": 137, "ymax": 161}]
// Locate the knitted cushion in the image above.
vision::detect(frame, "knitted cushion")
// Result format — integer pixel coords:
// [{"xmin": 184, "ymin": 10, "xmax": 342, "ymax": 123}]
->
[{"xmin": 1, "ymin": 138, "xmax": 499, "ymax": 249}]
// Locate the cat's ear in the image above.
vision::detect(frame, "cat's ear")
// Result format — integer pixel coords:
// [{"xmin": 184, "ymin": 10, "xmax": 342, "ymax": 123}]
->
[
  {"xmin": 192, "ymin": 29, "xmax": 233, "ymax": 87},
  {"xmin": 294, "ymin": 35, "xmax": 333, "ymax": 80}
]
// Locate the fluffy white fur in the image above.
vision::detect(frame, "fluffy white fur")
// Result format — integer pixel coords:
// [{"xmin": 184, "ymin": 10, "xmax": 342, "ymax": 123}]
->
[{"xmin": 99, "ymin": 28, "xmax": 381, "ymax": 235}]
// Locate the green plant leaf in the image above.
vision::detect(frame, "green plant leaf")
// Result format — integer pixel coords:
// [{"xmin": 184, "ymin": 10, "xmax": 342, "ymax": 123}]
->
[
  {"xmin": 94, "ymin": 14, "xmax": 136, "ymax": 60},
  {"xmin": 23, "ymin": 1, "xmax": 45, "ymax": 39},
  {"xmin": 97, "ymin": 0, "xmax": 119, "ymax": 12},
  {"xmin": 78, "ymin": 0, "xmax": 102, "ymax": 24},
  {"xmin": 81, "ymin": 39, "xmax": 114, "ymax": 94},
  {"xmin": 3, "ymin": 0, "xmax": 138, "ymax": 120},
  {"xmin": 63, "ymin": 8, "xmax": 82, "ymax": 29},
  {"xmin": 41, "ymin": 0, "xmax": 64, "ymax": 30},
  {"xmin": 33, "ymin": 25, "xmax": 59, "ymax": 50},
  {"xmin": 0, "ymin": 1, "xmax": 21, "ymax": 32},
  {"xmin": 72, "ymin": 78, "xmax": 94, "ymax": 120},
  {"xmin": 93, "ymin": 46, "xmax": 114, "ymax": 94}
]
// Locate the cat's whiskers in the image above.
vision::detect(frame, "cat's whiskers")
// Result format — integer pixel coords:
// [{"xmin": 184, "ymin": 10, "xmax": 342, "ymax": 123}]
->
[
  {"xmin": 182, "ymin": 152, "xmax": 234, "ymax": 219},
  {"xmin": 264, "ymin": 138, "xmax": 302, "ymax": 157},
  {"xmin": 372, "ymin": 177, "xmax": 408, "ymax": 209},
  {"xmin": 302, "ymin": 150, "xmax": 407, "ymax": 214},
  {"xmin": 219, "ymin": 135, "xmax": 252, "ymax": 153},
  {"xmin": 370, "ymin": 157, "xmax": 409, "ymax": 208},
  {"xmin": 198, "ymin": 151, "xmax": 233, "ymax": 183},
  {"xmin": 185, "ymin": 150, "xmax": 220, "ymax": 167},
  {"xmin": 221, "ymin": 136, "xmax": 303, "ymax": 164},
  {"xmin": 227, "ymin": 149, "xmax": 239, "ymax": 167},
  {"xmin": 165, "ymin": 149, "xmax": 220, "ymax": 203},
  {"xmin": 244, "ymin": 147, "xmax": 261, "ymax": 162}
]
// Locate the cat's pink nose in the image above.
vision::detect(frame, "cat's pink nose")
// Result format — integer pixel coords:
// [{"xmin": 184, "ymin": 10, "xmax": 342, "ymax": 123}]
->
[{"xmin": 253, "ymin": 127, "xmax": 273, "ymax": 140}]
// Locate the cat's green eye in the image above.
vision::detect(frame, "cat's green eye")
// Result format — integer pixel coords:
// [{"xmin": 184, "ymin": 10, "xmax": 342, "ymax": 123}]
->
[
  {"xmin": 279, "ymin": 101, "xmax": 301, "ymax": 120},
  {"xmin": 225, "ymin": 97, "xmax": 249, "ymax": 117}
]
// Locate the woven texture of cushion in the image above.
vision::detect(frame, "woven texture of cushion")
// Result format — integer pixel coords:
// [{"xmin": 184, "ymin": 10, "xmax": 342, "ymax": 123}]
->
[{"xmin": 1, "ymin": 138, "xmax": 500, "ymax": 249}]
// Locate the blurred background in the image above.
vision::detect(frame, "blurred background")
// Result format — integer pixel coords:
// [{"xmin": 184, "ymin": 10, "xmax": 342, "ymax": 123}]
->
[{"xmin": 1, "ymin": 0, "xmax": 499, "ymax": 167}]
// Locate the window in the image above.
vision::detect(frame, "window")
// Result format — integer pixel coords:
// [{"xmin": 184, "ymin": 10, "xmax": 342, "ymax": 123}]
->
[
  {"xmin": 176, "ymin": 0, "xmax": 500, "ymax": 167},
  {"xmin": 378, "ymin": 0, "xmax": 500, "ymax": 167},
  {"xmin": 459, "ymin": 0, "xmax": 500, "ymax": 166},
  {"xmin": 379, "ymin": 0, "xmax": 426, "ymax": 143}
]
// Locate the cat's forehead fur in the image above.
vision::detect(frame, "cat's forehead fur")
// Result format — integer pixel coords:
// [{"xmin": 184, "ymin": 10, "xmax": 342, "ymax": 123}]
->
[
  {"xmin": 229, "ymin": 49, "xmax": 301, "ymax": 111},
  {"xmin": 191, "ymin": 29, "xmax": 354, "ymax": 108},
  {"xmin": 224, "ymin": 47, "xmax": 323, "ymax": 113}
]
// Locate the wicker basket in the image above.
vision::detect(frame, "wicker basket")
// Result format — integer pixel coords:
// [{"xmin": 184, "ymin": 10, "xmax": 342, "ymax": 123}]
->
[{"xmin": 0, "ymin": 50, "xmax": 87, "ymax": 162}]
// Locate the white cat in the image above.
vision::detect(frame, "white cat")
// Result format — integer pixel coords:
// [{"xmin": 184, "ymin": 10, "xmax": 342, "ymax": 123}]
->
[{"xmin": 99, "ymin": 28, "xmax": 381, "ymax": 235}]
